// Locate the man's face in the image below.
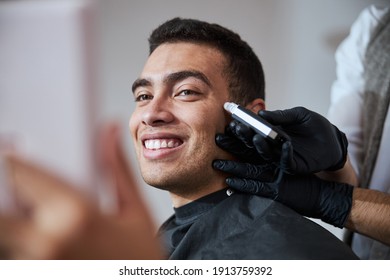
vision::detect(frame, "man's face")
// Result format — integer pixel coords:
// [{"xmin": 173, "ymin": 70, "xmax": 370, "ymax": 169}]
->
[{"xmin": 130, "ymin": 42, "xmax": 233, "ymax": 200}]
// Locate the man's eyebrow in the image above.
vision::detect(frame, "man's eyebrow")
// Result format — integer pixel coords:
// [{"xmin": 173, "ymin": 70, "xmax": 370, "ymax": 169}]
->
[
  {"xmin": 131, "ymin": 70, "xmax": 212, "ymax": 94},
  {"xmin": 164, "ymin": 70, "xmax": 211, "ymax": 87},
  {"xmin": 132, "ymin": 78, "xmax": 152, "ymax": 94}
]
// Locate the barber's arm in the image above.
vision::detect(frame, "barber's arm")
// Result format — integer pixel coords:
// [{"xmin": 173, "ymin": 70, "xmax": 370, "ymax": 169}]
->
[{"xmin": 346, "ymin": 188, "xmax": 390, "ymax": 246}]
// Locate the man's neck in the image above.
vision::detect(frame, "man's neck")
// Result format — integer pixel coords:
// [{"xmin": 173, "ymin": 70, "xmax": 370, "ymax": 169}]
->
[{"xmin": 169, "ymin": 184, "xmax": 226, "ymax": 208}]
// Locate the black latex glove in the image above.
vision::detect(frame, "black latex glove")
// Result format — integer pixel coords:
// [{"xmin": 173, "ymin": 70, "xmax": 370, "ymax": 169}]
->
[
  {"xmin": 215, "ymin": 123, "xmax": 272, "ymax": 165},
  {"xmin": 216, "ymin": 106, "xmax": 348, "ymax": 174},
  {"xmin": 212, "ymin": 159, "xmax": 353, "ymax": 228}
]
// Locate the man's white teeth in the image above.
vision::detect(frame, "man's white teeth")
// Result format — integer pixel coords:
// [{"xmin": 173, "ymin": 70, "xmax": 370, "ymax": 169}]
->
[{"xmin": 145, "ymin": 139, "xmax": 180, "ymax": 150}]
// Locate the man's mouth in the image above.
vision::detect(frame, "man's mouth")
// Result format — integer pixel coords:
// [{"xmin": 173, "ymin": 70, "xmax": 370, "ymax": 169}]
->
[{"xmin": 144, "ymin": 138, "xmax": 183, "ymax": 150}]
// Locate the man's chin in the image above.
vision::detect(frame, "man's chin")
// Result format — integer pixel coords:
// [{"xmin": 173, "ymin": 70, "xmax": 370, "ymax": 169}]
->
[
  {"xmin": 142, "ymin": 173, "xmax": 203, "ymax": 197},
  {"xmin": 141, "ymin": 173, "xmax": 178, "ymax": 192}
]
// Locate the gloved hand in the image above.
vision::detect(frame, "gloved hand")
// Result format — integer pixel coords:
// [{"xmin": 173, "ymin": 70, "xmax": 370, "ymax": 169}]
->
[
  {"xmin": 215, "ymin": 123, "xmax": 271, "ymax": 165},
  {"xmin": 212, "ymin": 158, "xmax": 353, "ymax": 228},
  {"xmin": 216, "ymin": 106, "xmax": 348, "ymax": 174}
]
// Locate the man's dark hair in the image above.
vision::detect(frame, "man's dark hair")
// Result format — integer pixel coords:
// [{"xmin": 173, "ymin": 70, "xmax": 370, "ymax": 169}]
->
[{"xmin": 148, "ymin": 17, "xmax": 265, "ymax": 105}]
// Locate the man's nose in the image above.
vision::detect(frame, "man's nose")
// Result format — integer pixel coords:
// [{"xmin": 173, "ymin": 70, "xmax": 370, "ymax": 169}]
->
[{"xmin": 141, "ymin": 97, "xmax": 175, "ymax": 126}]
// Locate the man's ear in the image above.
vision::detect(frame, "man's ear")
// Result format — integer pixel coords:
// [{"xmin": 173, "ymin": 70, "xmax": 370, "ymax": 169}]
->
[{"xmin": 245, "ymin": 98, "xmax": 265, "ymax": 114}]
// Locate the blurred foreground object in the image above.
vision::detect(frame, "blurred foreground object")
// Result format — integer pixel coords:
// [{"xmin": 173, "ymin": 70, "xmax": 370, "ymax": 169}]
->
[
  {"xmin": 0, "ymin": 124, "xmax": 163, "ymax": 259},
  {"xmin": 0, "ymin": 0, "xmax": 113, "ymax": 210}
]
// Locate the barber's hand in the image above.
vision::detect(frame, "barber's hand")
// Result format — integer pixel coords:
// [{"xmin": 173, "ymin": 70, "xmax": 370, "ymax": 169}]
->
[
  {"xmin": 0, "ymin": 124, "xmax": 163, "ymax": 260},
  {"xmin": 215, "ymin": 123, "xmax": 272, "ymax": 165},
  {"xmin": 213, "ymin": 159, "xmax": 353, "ymax": 228},
  {"xmin": 216, "ymin": 107, "xmax": 348, "ymax": 174}
]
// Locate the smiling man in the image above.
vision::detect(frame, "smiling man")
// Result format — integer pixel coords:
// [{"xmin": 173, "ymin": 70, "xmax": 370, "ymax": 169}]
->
[
  {"xmin": 131, "ymin": 42, "xmax": 237, "ymax": 205},
  {"xmin": 129, "ymin": 18, "xmax": 357, "ymax": 259}
]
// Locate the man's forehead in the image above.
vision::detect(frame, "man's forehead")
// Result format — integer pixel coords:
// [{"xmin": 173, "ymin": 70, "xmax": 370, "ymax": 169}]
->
[
  {"xmin": 138, "ymin": 43, "xmax": 224, "ymax": 85},
  {"xmin": 143, "ymin": 42, "xmax": 227, "ymax": 73}
]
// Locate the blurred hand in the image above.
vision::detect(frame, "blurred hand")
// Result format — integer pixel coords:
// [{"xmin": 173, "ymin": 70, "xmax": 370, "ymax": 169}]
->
[
  {"xmin": 0, "ymin": 123, "xmax": 163, "ymax": 260},
  {"xmin": 216, "ymin": 107, "xmax": 348, "ymax": 174}
]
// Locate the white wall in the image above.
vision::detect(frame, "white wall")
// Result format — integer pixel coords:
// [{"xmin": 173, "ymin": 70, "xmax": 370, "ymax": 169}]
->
[{"xmin": 94, "ymin": 0, "xmax": 388, "ymax": 236}]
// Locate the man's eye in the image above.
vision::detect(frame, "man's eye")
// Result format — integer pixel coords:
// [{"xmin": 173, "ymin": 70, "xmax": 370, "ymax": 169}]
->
[
  {"xmin": 135, "ymin": 94, "xmax": 152, "ymax": 102},
  {"xmin": 178, "ymin": 90, "xmax": 198, "ymax": 96}
]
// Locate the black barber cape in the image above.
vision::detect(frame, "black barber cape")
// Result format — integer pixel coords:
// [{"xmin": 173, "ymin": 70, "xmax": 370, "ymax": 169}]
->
[{"xmin": 158, "ymin": 188, "xmax": 358, "ymax": 259}]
